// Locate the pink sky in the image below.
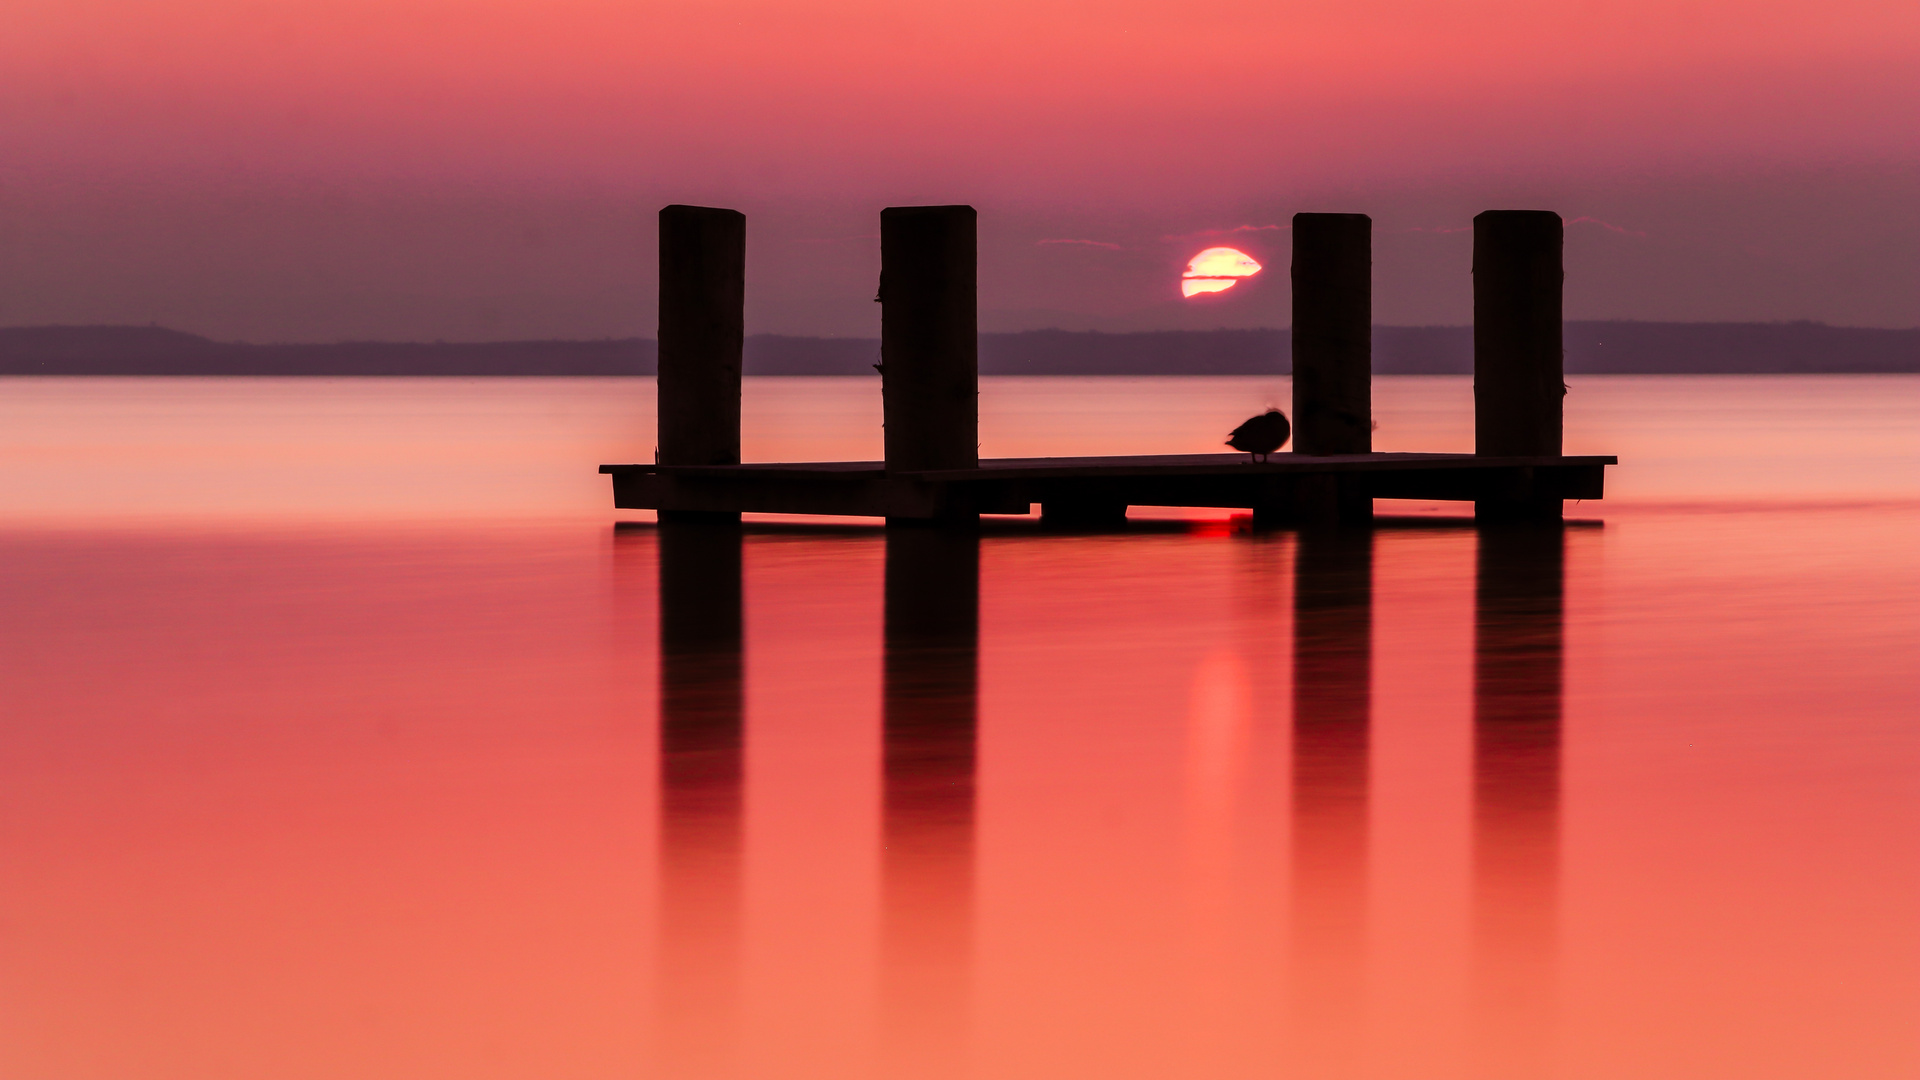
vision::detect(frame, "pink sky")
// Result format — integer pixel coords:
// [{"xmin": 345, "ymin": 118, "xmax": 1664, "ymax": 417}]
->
[{"xmin": 3, "ymin": 0, "xmax": 1917, "ymax": 337}]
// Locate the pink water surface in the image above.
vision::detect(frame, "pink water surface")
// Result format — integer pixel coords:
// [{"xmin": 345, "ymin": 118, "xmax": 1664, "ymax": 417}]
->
[{"xmin": 0, "ymin": 376, "xmax": 1915, "ymax": 1078}]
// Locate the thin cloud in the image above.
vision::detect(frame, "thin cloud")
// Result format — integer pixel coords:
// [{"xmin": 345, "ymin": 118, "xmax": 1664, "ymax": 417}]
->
[
  {"xmin": 1403, "ymin": 219, "xmax": 1648, "ymax": 237},
  {"xmin": 1037, "ymin": 238, "xmax": 1123, "ymax": 249},
  {"xmin": 1567, "ymin": 216, "xmax": 1648, "ymax": 238},
  {"xmin": 1165, "ymin": 223, "xmax": 1289, "ymax": 240}
]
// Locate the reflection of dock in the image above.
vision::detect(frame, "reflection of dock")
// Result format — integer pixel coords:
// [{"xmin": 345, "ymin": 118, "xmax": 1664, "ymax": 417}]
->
[
  {"xmin": 881, "ymin": 528, "xmax": 980, "ymax": 1073},
  {"xmin": 1276, "ymin": 518, "xmax": 1572, "ymax": 1076},
  {"xmin": 1289, "ymin": 527, "xmax": 1374, "ymax": 1069},
  {"xmin": 1472, "ymin": 522, "xmax": 1566, "ymax": 1078},
  {"xmin": 653, "ymin": 520, "xmax": 746, "ymax": 1074},
  {"xmin": 623, "ymin": 513, "xmax": 1580, "ymax": 1075},
  {"xmin": 637, "ymin": 518, "xmax": 982, "ymax": 1074},
  {"xmin": 605, "ymin": 204, "xmax": 1613, "ymax": 526}
]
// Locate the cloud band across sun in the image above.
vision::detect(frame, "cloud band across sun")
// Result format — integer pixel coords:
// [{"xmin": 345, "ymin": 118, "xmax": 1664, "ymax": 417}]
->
[{"xmin": 1181, "ymin": 246, "xmax": 1262, "ymax": 298}]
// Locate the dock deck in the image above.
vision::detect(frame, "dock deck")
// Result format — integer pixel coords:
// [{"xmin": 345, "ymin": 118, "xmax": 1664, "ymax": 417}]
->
[{"xmin": 602, "ymin": 452, "xmax": 1616, "ymax": 523}]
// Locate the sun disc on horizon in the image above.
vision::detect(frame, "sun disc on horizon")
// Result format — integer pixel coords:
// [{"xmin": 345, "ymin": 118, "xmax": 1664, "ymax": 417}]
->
[{"xmin": 1181, "ymin": 246, "xmax": 1262, "ymax": 298}]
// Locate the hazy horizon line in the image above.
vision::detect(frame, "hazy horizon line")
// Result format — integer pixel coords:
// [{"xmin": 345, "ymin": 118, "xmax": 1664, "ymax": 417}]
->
[{"xmin": 8, "ymin": 318, "xmax": 1919, "ymax": 348}]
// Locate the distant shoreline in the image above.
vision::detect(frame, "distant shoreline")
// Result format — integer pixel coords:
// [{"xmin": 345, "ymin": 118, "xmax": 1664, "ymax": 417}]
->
[{"xmin": 3, "ymin": 322, "xmax": 1915, "ymax": 376}]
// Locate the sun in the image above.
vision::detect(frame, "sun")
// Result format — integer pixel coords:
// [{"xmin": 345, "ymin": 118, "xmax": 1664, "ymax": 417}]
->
[{"xmin": 1181, "ymin": 246, "xmax": 1262, "ymax": 298}]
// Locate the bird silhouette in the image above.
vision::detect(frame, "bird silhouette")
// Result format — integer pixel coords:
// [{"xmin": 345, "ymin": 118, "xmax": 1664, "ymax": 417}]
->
[{"xmin": 1226, "ymin": 409, "xmax": 1291, "ymax": 462}]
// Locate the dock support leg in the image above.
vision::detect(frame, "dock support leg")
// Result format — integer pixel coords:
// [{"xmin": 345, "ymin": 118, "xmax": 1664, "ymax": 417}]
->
[
  {"xmin": 1292, "ymin": 213, "xmax": 1374, "ymax": 456},
  {"xmin": 1473, "ymin": 210, "xmax": 1564, "ymax": 522},
  {"xmin": 1252, "ymin": 475, "xmax": 1373, "ymax": 529},
  {"xmin": 881, "ymin": 205, "xmax": 978, "ymax": 526},
  {"xmin": 1040, "ymin": 500, "xmax": 1128, "ymax": 529},
  {"xmin": 658, "ymin": 204, "xmax": 746, "ymax": 523}
]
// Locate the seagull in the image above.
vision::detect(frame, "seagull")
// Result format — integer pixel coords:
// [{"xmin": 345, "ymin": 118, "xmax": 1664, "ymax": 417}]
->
[{"xmin": 1226, "ymin": 409, "xmax": 1291, "ymax": 462}]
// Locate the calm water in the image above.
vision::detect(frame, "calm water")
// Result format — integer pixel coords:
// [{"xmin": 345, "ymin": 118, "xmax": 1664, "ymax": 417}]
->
[{"xmin": 2, "ymin": 376, "xmax": 1916, "ymax": 1079}]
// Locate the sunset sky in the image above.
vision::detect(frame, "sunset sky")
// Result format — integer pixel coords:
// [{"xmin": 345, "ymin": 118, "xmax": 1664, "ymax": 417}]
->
[{"xmin": 4, "ymin": 0, "xmax": 1916, "ymax": 339}]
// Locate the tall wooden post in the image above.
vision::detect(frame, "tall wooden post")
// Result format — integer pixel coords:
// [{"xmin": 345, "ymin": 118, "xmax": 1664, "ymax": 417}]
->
[
  {"xmin": 1474, "ymin": 210, "xmax": 1564, "ymax": 520},
  {"xmin": 1474, "ymin": 210, "xmax": 1563, "ymax": 459},
  {"xmin": 1291, "ymin": 213, "xmax": 1373, "ymax": 455},
  {"xmin": 658, "ymin": 204, "xmax": 745, "ymax": 522},
  {"xmin": 880, "ymin": 205, "xmax": 978, "ymax": 484}
]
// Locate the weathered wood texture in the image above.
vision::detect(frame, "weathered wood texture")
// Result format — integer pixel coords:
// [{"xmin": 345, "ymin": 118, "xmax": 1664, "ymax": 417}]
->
[
  {"xmin": 1474, "ymin": 211, "xmax": 1564, "ymax": 458},
  {"xmin": 658, "ymin": 205, "xmax": 745, "ymax": 469},
  {"xmin": 603, "ymin": 452, "xmax": 1613, "ymax": 523},
  {"xmin": 880, "ymin": 206, "xmax": 978, "ymax": 476},
  {"xmin": 1292, "ymin": 213, "xmax": 1373, "ymax": 454}
]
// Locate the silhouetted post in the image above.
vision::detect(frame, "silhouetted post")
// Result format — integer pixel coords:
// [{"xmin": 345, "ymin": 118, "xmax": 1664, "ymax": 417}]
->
[
  {"xmin": 880, "ymin": 206, "xmax": 978, "ymax": 506},
  {"xmin": 1474, "ymin": 210, "xmax": 1564, "ymax": 520},
  {"xmin": 656, "ymin": 519, "xmax": 746, "ymax": 1071},
  {"xmin": 1292, "ymin": 213, "xmax": 1373, "ymax": 455},
  {"xmin": 1290, "ymin": 528, "xmax": 1373, "ymax": 1060},
  {"xmin": 881, "ymin": 527, "xmax": 979, "ymax": 1073},
  {"xmin": 1472, "ymin": 522, "xmax": 1565, "ymax": 1078},
  {"xmin": 658, "ymin": 204, "xmax": 745, "ymax": 522}
]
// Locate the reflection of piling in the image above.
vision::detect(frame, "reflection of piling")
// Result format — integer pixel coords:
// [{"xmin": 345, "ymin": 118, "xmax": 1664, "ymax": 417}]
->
[
  {"xmin": 658, "ymin": 204, "xmax": 746, "ymax": 522},
  {"xmin": 881, "ymin": 205, "xmax": 978, "ymax": 493},
  {"xmin": 1290, "ymin": 527, "xmax": 1373, "ymax": 1060},
  {"xmin": 1292, "ymin": 213, "xmax": 1373, "ymax": 456},
  {"xmin": 881, "ymin": 527, "xmax": 980, "ymax": 1070},
  {"xmin": 1474, "ymin": 210, "xmax": 1565, "ymax": 521},
  {"xmin": 656, "ymin": 519, "xmax": 746, "ymax": 1070},
  {"xmin": 1472, "ymin": 522, "xmax": 1565, "ymax": 1076}
]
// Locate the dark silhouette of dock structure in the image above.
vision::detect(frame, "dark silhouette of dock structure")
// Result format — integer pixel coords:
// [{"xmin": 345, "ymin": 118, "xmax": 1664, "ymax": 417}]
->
[{"xmin": 602, "ymin": 205, "xmax": 1614, "ymax": 525}]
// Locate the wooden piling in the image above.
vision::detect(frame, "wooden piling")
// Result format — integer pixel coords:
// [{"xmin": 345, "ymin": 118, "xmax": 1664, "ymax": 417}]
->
[
  {"xmin": 1292, "ymin": 213, "xmax": 1373, "ymax": 455},
  {"xmin": 658, "ymin": 204, "xmax": 745, "ymax": 521},
  {"xmin": 1473, "ymin": 211, "xmax": 1564, "ymax": 519},
  {"xmin": 880, "ymin": 206, "xmax": 978, "ymax": 484},
  {"xmin": 600, "ymin": 203, "xmax": 1615, "ymax": 526}
]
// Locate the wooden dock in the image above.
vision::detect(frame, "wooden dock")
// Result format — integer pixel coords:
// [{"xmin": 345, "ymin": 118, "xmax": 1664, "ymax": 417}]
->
[
  {"xmin": 603, "ymin": 452, "xmax": 1614, "ymax": 524},
  {"xmin": 607, "ymin": 205, "xmax": 1614, "ymax": 526}
]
